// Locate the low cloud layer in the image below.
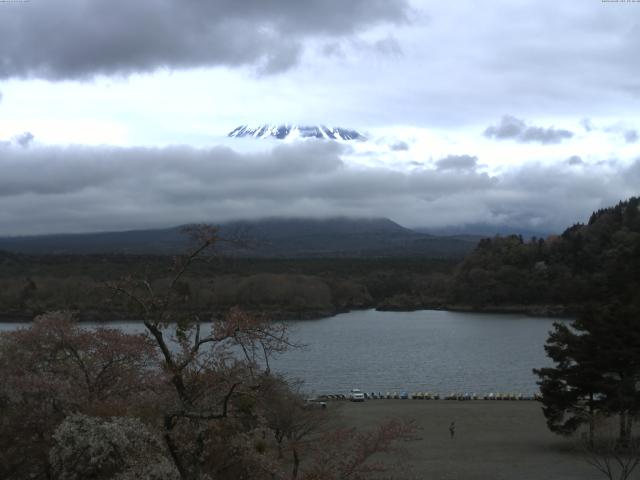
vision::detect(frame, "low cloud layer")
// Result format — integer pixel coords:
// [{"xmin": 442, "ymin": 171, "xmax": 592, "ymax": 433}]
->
[
  {"xmin": 484, "ymin": 116, "xmax": 574, "ymax": 144},
  {"xmin": 0, "ymin": 142, "xmax": 636, "ymax": 236},
  {"xmin": 435, "ymin": 155, "xmax": 478, "ymax": 171},
  {"xmin": 0, "ymin": 0, "xmax": 408, "ymax": 79}
]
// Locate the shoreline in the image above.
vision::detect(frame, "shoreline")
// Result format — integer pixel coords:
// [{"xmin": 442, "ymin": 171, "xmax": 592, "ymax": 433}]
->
[
  {"xmin": 320, "ymin": 394, "xmax": 541, "ymax": 402},
  {"xmin": 0, "ymin": 303, "xmax": 574, "ymax": 323},
  {"xmin": 376, "ymin": 302, "xmax": 575, "ymax": 318}
]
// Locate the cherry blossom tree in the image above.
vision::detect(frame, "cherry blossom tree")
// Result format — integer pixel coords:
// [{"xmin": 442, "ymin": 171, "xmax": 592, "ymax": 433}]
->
[
  {"xmin": 49, "ymin": 414, "xmax": 180, "ymax": 480},
  {"xmin": 104, "ymin": 225, "xmax": 295, "ymax": 479},
  {"xmin": 301, "ymin": 418, "xmax": 418, "ymax": 480},
  {"xmin": 1, "ymin": 225, "xmax": 419, "ymax": 480},
  {"xmin": 0, "ymin": 312, "xmax": 159, "ymax": 479}
]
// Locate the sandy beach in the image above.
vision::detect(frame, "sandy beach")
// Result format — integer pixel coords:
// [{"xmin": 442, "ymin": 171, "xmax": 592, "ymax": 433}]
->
[{"xmin": 332, "ymin": 400, "xmax": 607, "ymax": 480}]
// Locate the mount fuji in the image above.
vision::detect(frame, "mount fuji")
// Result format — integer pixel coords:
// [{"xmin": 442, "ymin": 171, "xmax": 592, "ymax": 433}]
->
[{"xmin": 228, "ymin": 125, "xmax": 365, "ymax": 141}]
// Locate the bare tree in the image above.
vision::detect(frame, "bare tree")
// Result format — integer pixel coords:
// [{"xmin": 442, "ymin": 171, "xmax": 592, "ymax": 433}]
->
[
  {"xmin": 260, "ymin": 378, "xmax": 330, "ymax": 479},
  {"xmin": 105, "ymin": 225, "xmax": 294, "ymax": 479},
  {"xmin": 301, "ymin": 418, "xmax": 419, "ymax": 480},
  {"xmin": 579, "ymin": 423, "xmax": 640, "ymax": 480}
]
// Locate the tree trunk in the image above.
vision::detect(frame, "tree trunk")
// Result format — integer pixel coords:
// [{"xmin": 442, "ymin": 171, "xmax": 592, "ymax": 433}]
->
[
  {"xmin": 619, "ymin": 412, "xmax": 630, "ymax": 447},
  {"xmin": 291, "ymin": 447, "xmax": 300, "ymax": 480},
  {"xmin": 277, "ymin": 442, "xmax": 283, "ymax": 460},
  {"xmin": 589, "ymin": 395, "xmax": 595, "ymax": 448},
  {"xmin": 275, "ymin": 430, "xmax": 285, "ymax": 459},
  {"xmin": 164, "ymin": 416, "xmax": 188, "ymax": 480}
]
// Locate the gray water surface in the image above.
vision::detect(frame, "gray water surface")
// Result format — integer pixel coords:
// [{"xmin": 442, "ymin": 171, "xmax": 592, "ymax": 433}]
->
[
  {"xmin": 1, "ymin": 309, "xmax": 563, "ymax": 395},
  {"xmin": 272, "ymin": 309, "xmax": 562, "ymax": 395}
]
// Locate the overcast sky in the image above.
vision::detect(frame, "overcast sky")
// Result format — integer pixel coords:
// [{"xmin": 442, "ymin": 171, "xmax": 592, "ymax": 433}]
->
[{"xmin": 0, "ymin": 0, "xmax": 638, "ymax": 235}]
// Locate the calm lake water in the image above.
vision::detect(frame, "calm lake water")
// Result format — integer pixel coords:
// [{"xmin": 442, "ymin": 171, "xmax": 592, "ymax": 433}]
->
[{"xmin": 0, "ymin": 309, "xmax": 564, "ymax": 396}]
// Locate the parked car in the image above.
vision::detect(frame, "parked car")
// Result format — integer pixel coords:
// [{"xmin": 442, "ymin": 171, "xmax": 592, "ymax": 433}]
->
[
  {"xmin": 349, "ymin": 388, "xmax": 365, "ymax": 402},
  {"xmin": 304, "ymin": 398, "xmax": 327, "ymax": 409}
]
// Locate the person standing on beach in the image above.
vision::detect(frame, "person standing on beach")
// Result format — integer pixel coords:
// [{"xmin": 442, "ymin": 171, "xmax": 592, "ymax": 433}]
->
[{"xmin": 449, "ymin": 421, "xmax": 455, "ymax": 439}]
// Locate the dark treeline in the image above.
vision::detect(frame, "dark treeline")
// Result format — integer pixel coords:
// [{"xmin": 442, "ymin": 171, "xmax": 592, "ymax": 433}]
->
[
  {"xmin": 1, "ymin": 197, "xmax": 639, "ymax": 320},
  {"xmin": 528, "ymin": 198, "xmax": 640, "ymax": 453},
  {"xmin": 450, "ymin": 197, "xmax": 640, "ymax": 314},
  {"xmin": 0, "ymin": 252, "xmax": 457, "ymax": 320}
]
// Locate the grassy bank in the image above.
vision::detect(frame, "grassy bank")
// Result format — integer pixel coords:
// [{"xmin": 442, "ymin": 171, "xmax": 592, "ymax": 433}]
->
[{"xmin": 330, "ymin": 400, "xmax": 608, "ymax": 480}]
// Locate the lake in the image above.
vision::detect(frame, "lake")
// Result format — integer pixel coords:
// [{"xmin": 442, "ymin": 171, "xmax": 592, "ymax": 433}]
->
[{"xmin": 0, "ymin": 309, "xmax": 564, "ymax": 396}]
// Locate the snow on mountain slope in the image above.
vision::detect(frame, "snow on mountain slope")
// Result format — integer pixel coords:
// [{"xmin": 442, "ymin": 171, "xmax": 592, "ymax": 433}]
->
[{"xmin": 228, "ymin": 125, "xmax": 365, "ymax": 141}]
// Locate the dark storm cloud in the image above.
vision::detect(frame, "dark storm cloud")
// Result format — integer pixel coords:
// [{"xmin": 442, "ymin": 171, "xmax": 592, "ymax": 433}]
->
[
  {"xmin": 0, "ymin": 0, "xmax": 409, "ymax": 79},
  {"xmin": 484, "ymin": 116, "xmax": 574, "ymax": 144},
  {"xmin": 256, "ymin": 44, "xmax": 303, "ymax": 76},
  {"xmin": 566, "ymin": 155, "xmax": 584, "ymax": 166},
  {"xmin": 435, "ymin": 155, "xmax": 478, "ymax": 171},
  {"xmin": 624, "ymin": 130, "xmax": 638, "ymax": 144},
  {"xmin": 627, "ymin": 158, "xmax": 640, "ymax": 184},
  {"xmin": 0, "ymin": 142, "xmax": 636, "ymax": 236},
  {"xmin": 371, "ymin": 37, "xmax": 403, "ymax": 57},
  {"xmin": 321, "ymin": 42, "xmax": 345, "ymax": 59},
  {"xmin": 0, "ymin": 141, "xmax": 345, "ymax": 197}
]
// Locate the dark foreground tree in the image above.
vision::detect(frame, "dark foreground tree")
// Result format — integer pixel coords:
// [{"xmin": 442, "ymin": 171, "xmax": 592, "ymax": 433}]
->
[
  {"xmin": 534, "ymin": 303, "xmax": 640, "ymax": 446},
  {"xmin": 534, "ymin": 315, "xmax": 603, "ymax": 443}
]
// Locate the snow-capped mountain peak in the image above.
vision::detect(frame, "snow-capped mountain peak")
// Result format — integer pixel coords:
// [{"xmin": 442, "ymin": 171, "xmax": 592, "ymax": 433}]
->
[{"xmin": 228, "ymin": 124, "xmax": 365, "ymax": 141}]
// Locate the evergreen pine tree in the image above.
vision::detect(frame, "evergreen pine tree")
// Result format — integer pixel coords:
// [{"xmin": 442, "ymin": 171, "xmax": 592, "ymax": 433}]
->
[{"xmin": 535, "ymin": 303, "xmax": 640, "ymax": 445}]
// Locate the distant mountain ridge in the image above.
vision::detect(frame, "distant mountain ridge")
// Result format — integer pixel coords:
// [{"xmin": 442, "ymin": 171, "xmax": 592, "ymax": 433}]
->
[
  {"xmin": 228, "ymin": 125, "xmax": 365, "ymax": 141},
  {"xmin": 415, "ymin": 223, "xmax": 554, "ymax": 240},
  {"xmin": 0, "ymin": 217, "xmax": 477, "ymax": 258}
]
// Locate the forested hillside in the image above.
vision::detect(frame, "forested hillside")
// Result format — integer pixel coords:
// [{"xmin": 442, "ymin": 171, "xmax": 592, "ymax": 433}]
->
[
  {"xmin": 449, "ymin": 197, "xmax": 640, "ymax": 312},
  {"xmin": 0, "ymin": 253, "xmax": 455, "ymax": 321},
  {"xmin": 1, "ymin": 198, "xmax": 638, "ymax": 320}
]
